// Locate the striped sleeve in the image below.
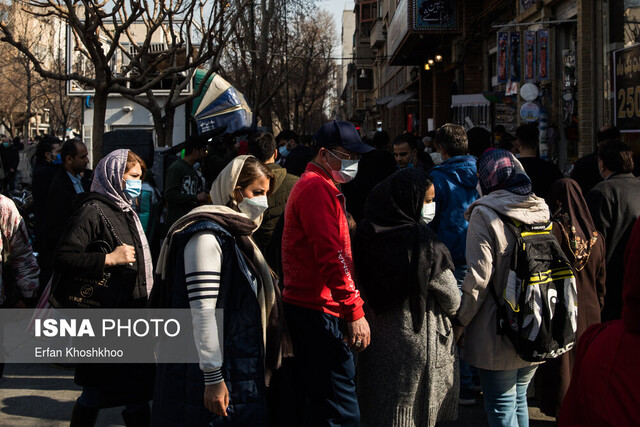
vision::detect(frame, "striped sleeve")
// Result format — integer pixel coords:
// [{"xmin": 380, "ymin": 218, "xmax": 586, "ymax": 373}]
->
[{"xmin": 184, "ymin": 231, "xmax": 224, "ymax": 385}]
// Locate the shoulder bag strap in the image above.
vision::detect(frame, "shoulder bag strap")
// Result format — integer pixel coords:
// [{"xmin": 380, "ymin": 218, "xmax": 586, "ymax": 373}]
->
[{"xmin": 89, "ymin": 201, "xmax": 124, "ymax": 246}]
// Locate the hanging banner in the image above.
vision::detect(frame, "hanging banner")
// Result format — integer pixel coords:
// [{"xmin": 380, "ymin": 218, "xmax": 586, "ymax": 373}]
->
[
  {"xmin": 524, "ymin": 31, "xmax": 536, "ymax": 82},
  {"xmin": 537, "ymin": 29, "xmax": 550, "ymax": 82},
  {"xmin": 510, "ymin": 32, "xmax": 521, "ymax": 82},
  {"xmin": 497, "ymin": 32, "xmax": 509, "ymax": 84},
  {"xmin": 613, "ymin": 43, "xmax": 640, "ymax": 132}
]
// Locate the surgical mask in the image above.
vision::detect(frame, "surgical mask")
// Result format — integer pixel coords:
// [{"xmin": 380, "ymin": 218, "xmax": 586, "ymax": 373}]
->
[
  {"xmin": 238, "ymin": 195, "xmax": 269, "ymax": 221},
  {"xmin": 421, "ymin": 202, "xmax": 436, "ymax": 223},
  {"xmin": 2, "ymin": 142, "xmax": 9, "ymax": 148},
  {"xmin": 279, "ymin": 146, "xmax": 290, "ymax": 157},
  {"xmin": 430, "ymin": 152, "xmax": 443, "ymax": 165},
  {"xmin": 52, "ymin": 153, "xmax": 62, "ymax": 165},
  {"xmin": 326, "ymin": 150, "xmax": 359, "ymax": 184},
  {"xmin": 124, "ymin": 179, "xmax": 142, "ymax": 199}
]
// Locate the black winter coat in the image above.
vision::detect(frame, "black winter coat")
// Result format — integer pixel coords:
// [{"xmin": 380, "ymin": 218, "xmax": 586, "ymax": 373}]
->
[
  {"xmin": 32, "ymin": 162, "xmax": 59, "ymax": 252},
  {"xmin": 53, "ymin": 192, "xmax": 154, "ymax": 394},
  {"xmin": 44, "ymin": 168, "xmax": 91, "ymax": 271}
]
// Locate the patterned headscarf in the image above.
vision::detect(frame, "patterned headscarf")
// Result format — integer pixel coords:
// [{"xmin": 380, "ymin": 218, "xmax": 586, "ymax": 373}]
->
[
  {"xmin": 477, "ymin": 148, "xmax": 532, "ymax": 196},
  {"xmin": 91, "ymin": 149, "xmax": 154, "ymax": 298}
]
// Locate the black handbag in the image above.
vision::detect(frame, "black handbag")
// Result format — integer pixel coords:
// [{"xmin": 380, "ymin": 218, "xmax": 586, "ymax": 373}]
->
[{"xmin": 50, "ymin": 202, "xmax": 137, "ymax": 308}]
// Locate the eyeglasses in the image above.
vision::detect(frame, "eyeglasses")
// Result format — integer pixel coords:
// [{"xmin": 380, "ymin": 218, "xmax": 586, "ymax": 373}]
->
[{"xmin": 329, "ymin": 149, "xmax": 361, "ymax": 161}]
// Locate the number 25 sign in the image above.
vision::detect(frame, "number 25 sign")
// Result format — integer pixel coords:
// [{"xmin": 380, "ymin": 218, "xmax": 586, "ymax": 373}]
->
[{"xmin": 614, "ymin": 44, "xmax": 640, "ymax": 132}]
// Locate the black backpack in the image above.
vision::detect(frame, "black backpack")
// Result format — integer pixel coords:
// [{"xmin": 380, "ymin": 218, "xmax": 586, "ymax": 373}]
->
[{"xmin": 489, "ymin": 212, "xmax": 578, "ymax": 362}]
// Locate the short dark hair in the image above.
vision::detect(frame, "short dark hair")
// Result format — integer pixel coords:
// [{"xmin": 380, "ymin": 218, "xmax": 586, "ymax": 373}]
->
[
  {"xmin": 515, "ymin": 123, "xmax": 539, "ymax": 150},
  {"xmin": 393, "ymin": 133, "xmax": 417, "ymax": 150},
  {"xmin": 248, "ymin": 132, "xmax": 277, "ymax": 162},
  {"xmin": 436, "ymin": 123, "xmax": 468, "ymax": 156},
  {"xmin": 61, "ymin": 139, "xmax": 82, "ymax": 162},
  {"xmin": 35, "ymin": 135, "xmax": 62, "ymax": 164},
  {"xmin": 597, "ymin": 126, "xmax": 621, "ymax": 143},
  {"xmin": 185, "ymin": 134, "xmax": 210, "ymax": 155},
  {"xmin": 276, "ymin": 129, "xmax": 298, "ymax": 145},
  {"xmin": 372, "ymin": 130, "xmax": 390, "ymax": 150},
  {"xmin": 598, "ymin": 139, "xmax": 634, "ymax": 174},
  {"xmin": 493, "ymin": 125, "xmax": 506, "ymax": 134},
  {"xmin": 467, "ymin": 127, "xmax": 492, "ymax": 158}
]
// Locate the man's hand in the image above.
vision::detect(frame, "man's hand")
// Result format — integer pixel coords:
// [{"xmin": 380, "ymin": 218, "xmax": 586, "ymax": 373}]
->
[
  {"xmin": 346, "ymin": 316, "xmax": 371, "ymax": 352},
  {"xmin": 197, "ymin": 192, "xmax": 208, "ymax": 203},
  {"xmin": 204, "ymin": 382, "xmax": 229, "ymax": 416}
]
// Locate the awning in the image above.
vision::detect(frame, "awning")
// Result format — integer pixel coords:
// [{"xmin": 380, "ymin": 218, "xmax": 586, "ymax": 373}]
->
[
  {"xmin": 451, "ymin": 94, "xmax": 490, "ymax": 108},
  {"xmin": 377, "ymin": 92, "xmax": 416, "ymax": 109}
]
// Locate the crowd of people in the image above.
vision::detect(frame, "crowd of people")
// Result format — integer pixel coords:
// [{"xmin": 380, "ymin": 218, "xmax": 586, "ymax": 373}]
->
[{"xmin": 0, "ymin": 120, "xmax": 639, "ymax": 427}]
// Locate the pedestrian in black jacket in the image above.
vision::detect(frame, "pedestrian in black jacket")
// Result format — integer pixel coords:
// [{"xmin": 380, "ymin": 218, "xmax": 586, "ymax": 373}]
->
[
  {"xmin": 32, "ymin": 136, "xmax": 62, "ymax": 254},
  {"xmin": 0, "ymin": 136, "xmax": 19, "ymax": 191},
  {"xmin": 42, "ymin": 140, "xmax": 90, "ymax": 284},
  {"xmin": 586, "ymin": 140, "xmax": 640, "ymax": 321},
  {"xmin": 53, "ymin": 149, "xmax": 155, "ymax": 426}
]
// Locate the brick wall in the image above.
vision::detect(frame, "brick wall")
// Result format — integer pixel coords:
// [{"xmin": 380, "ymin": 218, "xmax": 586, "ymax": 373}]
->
[{"xmin": 433, "ymin": 70, "xmax": 455, "ymax": 128}]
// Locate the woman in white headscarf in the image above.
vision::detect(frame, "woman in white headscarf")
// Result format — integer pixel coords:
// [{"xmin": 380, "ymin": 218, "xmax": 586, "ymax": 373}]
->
[
  {"xmin": 52, "ymin": 149, "xmax": 155, "ymax": 426},
  {"xmin": 151, "ymin": 155, "xmax": 284, "ymax": 427}
]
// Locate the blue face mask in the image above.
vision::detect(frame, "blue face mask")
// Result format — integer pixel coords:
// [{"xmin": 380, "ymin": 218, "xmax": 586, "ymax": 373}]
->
[
  {"xmin": 2, "ymin": 142, "xmax": 9, "ymax": 148},
  {"xmin": 279, "ymin": 146, "xmax": 290, "ymax": 157},
  {"xmin": 124, "ymin": 179, "xmax": 142, "ymax": 199},
  {"xmin": 52, "ymin": 153, "xmax": 62, "ymax": 165}
]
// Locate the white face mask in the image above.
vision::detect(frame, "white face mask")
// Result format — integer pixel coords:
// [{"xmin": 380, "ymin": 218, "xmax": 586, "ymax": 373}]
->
[
  {"xmin": 238, "ymin": 195, "xmax": 269, "ymax": 221},
  {"xmin": 326, "ymin": 150, "xmax": 359, "ymax": 184},
  {"xmin": 421, "ymin": 202, "xmax": 436, "ymax": 223},
  {"xmin": 430, "ymin": 152, "xmax": 443, "ymax": 165}
]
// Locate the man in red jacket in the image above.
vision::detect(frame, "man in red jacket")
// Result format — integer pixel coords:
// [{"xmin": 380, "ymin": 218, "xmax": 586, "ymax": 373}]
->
[{"xmin": 282, "ymin": 121, "xmax": 372, "ymax": 426}]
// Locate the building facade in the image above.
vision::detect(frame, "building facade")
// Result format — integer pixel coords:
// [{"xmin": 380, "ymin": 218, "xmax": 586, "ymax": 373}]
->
[{"xmin": 342, "ymin": 0, "xmax": 640, "ymax": 171}]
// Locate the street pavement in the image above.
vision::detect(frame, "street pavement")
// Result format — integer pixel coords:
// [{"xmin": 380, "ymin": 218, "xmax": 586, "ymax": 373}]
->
[{"xmin": 1, "ymin": 363, "xmax": 555, "ymax": 426}]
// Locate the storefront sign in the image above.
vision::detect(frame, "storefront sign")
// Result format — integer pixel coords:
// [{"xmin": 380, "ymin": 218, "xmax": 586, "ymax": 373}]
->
[
  {"xmin": 613, "ymin": 43, "xmax": 640, "ymax": 132},
  {"xmin": 413, "ymin": 0, "xmax": 460, "ymax": 32},
  {"xmin": 537, "ymin": 30, "xmax": 550, "ymax": 82},
  {"xmin": 520, "ymin": 102, "xmax": 540, "ymax": 122},
  {"xmin": 497, "ymin": 32, "xmax": 509, "ymax": 84},
  {"xmin": 510, "ymin": 32, "xmax": 521, "ymax": 82},
  {"xmin": 524, "ymin": 31, "xmax": 536, "ymax": 82}
]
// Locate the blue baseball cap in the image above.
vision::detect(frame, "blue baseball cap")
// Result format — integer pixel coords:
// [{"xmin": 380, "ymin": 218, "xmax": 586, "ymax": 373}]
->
[{"xmin": 313, "ymin": 121, "xmax": 373, "ymax": 154}]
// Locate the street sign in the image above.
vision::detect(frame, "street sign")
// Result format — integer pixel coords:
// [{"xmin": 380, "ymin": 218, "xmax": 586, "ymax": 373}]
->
[{"xmin": 613, "ymin": 43, "xmax": 640, "ymax": 132}]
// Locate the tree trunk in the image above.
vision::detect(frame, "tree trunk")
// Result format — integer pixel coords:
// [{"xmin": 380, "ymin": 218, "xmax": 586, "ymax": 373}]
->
[
  {"xmin": 91, "ymin": 87, "xmax": 108, "ymax": 167},
  {"xmin": 162, "ymin": 108, "xmax": 175, "ymax": 147}
]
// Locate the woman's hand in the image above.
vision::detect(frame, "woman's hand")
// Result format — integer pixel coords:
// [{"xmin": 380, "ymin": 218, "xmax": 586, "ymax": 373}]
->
[
  {"xmin": 204, "ymin": 382, "xmax": 229, "ymax": 416},
  {"xmin": 104, "ymin": 244, "xmax": 136, "ymax": 267}
]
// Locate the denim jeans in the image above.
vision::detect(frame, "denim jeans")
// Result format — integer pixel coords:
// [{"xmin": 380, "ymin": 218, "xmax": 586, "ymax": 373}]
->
[
  {"xmin": 477, "ymin": 366, "xmax": 538, "ymax": 427},
  {"xmin": 284, "ymin": 303, "xmax": 360, "ymax": 427}
]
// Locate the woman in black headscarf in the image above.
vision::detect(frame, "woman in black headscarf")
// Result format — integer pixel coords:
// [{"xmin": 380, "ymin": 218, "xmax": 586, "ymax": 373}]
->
[
  {"xmin": 536, "ymin": 178, "xmax": 606, "ymax": 418},
  {"xmin": 352, "ymin": 167, "xmax": 460, "ymax": 427}
]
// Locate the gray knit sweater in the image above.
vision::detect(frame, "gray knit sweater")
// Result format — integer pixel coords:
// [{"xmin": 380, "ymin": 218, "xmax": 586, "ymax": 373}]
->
[{"xmin": 357, "ymin": 270, "xmax": 460, "ymax": 427}]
